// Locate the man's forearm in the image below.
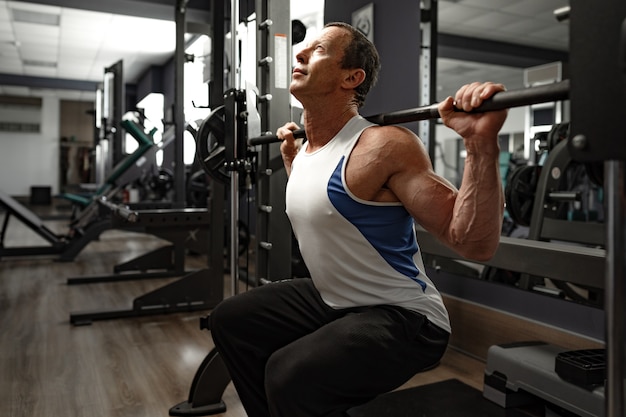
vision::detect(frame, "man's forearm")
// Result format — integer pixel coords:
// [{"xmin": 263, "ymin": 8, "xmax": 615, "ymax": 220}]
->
[{"xmin": 449, "ymin": 152, "xmax": 504, "ymax": 260}]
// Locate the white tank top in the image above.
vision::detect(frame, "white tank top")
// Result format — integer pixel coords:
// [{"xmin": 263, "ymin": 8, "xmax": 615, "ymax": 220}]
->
[{"xmin": 285, "ymin": 115, "xmax": 451, "ymax": 332}]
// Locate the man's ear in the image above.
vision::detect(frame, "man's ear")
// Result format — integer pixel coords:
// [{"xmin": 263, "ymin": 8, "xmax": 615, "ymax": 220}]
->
[{"xmin": 342, "ymin": 68, "xmax": 366, "ymax": 89}]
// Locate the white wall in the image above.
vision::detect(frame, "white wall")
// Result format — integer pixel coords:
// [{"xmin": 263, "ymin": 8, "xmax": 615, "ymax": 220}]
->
[{"xmin": 0, "ymin": 96, "xmax": 60, "ymax": 197}]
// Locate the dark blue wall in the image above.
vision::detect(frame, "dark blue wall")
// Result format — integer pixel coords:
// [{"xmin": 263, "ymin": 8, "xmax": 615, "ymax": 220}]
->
[{"xmin": 325, "ymin": 1, "xmax": 421, "ymax": 129}]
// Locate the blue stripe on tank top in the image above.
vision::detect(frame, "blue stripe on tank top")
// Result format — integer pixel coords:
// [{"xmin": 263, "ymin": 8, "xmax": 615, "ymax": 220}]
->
[{"xmin": 327, "ymin": 156, "xmax": 426, "ymax": 291}]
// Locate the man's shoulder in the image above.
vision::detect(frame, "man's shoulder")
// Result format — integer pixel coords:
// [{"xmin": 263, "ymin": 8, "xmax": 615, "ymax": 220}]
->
[{"xmin": 360, "ymin": 124, "xmax": 421, "ymax": 148}]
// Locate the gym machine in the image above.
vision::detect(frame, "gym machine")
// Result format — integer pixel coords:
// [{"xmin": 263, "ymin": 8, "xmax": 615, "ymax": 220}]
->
[
  {"xmin": 483, "ymin": 2, "xmax": 626, "ymax": 417},
  {"xmin": 68, "ymin": 197, "xmax": 223, "ymax": 325},
  {"xmin": 62, "ymin": 112, "xmax": 159, "ymax": 210},
  {"xmin": 0, "ymin": 114, "xmax": 164, "ymax": 262},
  {"xmin": 501, "ymin": 122, "xmax": 606, "ymax": 303},
  {"xmin": 62, "ymin": 124, "xmax": 210, "ymax": 282},
  {"xmin": 391, "ymin": 3, "xmax": 625, "ymax": 416},
  {"xmin": 61, "ymin": 112, "xmax": 181, "ymax": 210},
  {"xmin": 67, "ymin": 1, "xmax": 226, "ymax": 325}
]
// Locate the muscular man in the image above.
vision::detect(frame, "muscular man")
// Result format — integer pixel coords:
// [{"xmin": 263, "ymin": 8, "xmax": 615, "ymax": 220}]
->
[{"xmin": 210, "ymin": 21, "xmax": 507, "ymax": 417}]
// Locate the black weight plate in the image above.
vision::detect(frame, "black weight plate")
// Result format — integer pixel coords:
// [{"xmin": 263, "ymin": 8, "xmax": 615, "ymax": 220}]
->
[
  {"xmin": 505, "ymin": 165, "xmax": 540, "ymax": 227},
  {"xmin": 186, "ymin": 170, "xmax": 211, "ymax": 207},
  {"xmin": 196, "ymin": 106, "xmax": 229, "ymax": 185}
]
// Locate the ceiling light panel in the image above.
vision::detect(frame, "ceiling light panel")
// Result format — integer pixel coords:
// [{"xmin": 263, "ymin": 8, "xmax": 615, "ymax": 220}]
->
[
  {"xmin": 7, "ymin": 1, "xmax": 61, "ymax": 14},
  {"xmin": 23, "ymin": 59, "xmax": 56, "ymax": 67},
  {"xmin": 11, "ymin": 8, "xmax": 59, "ymax": 26}
]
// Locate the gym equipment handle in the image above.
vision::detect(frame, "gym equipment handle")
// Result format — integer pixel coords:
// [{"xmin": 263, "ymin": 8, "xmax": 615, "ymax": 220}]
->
[
  {"xmin": 248, "ymin": 80, "xmax": 570, "ymax": 146},
  {"xmin": 98, "ymin": 197, "xmax": 139, "ymax": 223}
]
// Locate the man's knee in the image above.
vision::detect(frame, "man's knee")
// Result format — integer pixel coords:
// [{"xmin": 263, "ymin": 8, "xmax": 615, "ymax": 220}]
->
[
  {"xmin": 209, "ymin": 295, "xmax": 247, "ymax": 338},
  {"xmin": 265, "ymin": 348, "xmax": 308, "ymax": 401}
]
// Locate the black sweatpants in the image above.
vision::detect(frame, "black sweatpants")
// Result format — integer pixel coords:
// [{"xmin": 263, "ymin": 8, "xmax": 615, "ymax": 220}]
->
[{"xmin": 210, "ymin": 278, "xmax": 449, "ymax": 417}]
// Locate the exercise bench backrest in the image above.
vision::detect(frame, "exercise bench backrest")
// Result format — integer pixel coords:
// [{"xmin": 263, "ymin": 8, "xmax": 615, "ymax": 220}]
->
[{"xmin": 0, "ymin": 188, "xmax": 59, "ymax": 244}]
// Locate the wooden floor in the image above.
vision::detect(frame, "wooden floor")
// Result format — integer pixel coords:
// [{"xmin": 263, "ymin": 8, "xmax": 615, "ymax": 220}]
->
[{"xmin": 0, "ymin": 202, "xmax": 485, "ymax": 417}]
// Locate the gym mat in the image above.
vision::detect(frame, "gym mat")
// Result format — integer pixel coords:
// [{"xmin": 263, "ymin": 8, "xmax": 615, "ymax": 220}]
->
[{"xmin": 348, "ymin": 379, "xmax": 536, "ymax": 417}]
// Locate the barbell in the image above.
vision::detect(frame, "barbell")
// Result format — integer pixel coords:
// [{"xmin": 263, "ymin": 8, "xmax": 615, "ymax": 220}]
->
[
  {"xmin": 248, "ymin": 80, "xmax": 570, "ymax": 145},
  {"xmin": 196, "ymin": 80, "xmax": 570, "ymax": 186}
]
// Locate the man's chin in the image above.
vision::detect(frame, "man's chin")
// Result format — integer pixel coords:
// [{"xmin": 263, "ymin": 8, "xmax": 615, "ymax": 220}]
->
[{"xmin": 289, "ymin": 83, "xmax": 302, "ymax": 98}]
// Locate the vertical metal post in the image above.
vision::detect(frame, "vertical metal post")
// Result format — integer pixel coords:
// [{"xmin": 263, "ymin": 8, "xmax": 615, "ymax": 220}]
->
[
  {"xmin": 209, "ymin": 0, "xmax": 225, "ymax": 109},
  {"xmin": 229, "ymin": 0, "xmax": 240, "ymax": 91},
  {"xmin": 419, "ymin": 0, "xmax": 437, "ymax": 164},
  {"xmin": 174, "ymin": 0, "xmax": 187, "ymax": 208},
  {"xmin": 206, "ymin": 0, "xmax": 226, "ymax": 303},
  {"xmin": 109, "ymin": 60, "xmax": 124, "ymax": 168},
  {"xmin": 254, "ymin": 0, "xmax": 292, "ymax": 283},
  {"xmin": 229, "ymin": 0, "xmax": 240, "ymax": 296},
  {"xmin": 255, "ymin": 0, "xmax": 270, "ymax": 285},
  {"xmin": 604, "ymin": 160, "xmax": 626, "ymax": 417}
]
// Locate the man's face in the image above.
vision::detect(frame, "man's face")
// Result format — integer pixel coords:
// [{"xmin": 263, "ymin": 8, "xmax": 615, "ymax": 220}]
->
[{"xmin": 289, "ymin": 26, "xmax": 351, "ymax": 101}]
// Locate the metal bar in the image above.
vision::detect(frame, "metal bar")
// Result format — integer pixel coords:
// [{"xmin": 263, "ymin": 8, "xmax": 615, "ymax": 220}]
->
[
  {"xmin": 604, "ymin": 160, "xmax": 626, "ymax": 417},
  {"xmin": 70, "ymin": 302, "xmax": 210, "ymax": 326},
  {"xmin": 419, "ymin": 0, "xmax": 437, "ymax": 163},
  {"xmin": 540, "ymin": 218, "xmax": 605, "ymax": 247},
  {"xmin": 67, "ymin": 271, "xmax": 191, "ymax": 285},
  {"xmin": 106, "ymin": 60, "xmax": 124, "ymax": 167},
  {"xmin": 0, "ymin": 246, "xmax": 64, "ymax": 257},
  {"xmin": 209, "ymin": 0, "xmax": 225, "ymax": 108},
  {"xmin": 372, "ymin": 79, "xmax": 570, "ymax": 124},
  {"xmin": 229, "ymin": 0, "xmax": 240, "ymax": 297},
  {"xmin": 415, "ymin": 227, "xmax": 606, "ymax": 289},
  {"xmin": 109, "ymin": 207, "xmax": 210, "ymax": 225},
  {"xmin": 173, "ymin": 0, "xmax": 187, "ymax": 207},
  {"xmin": 97, "ymin": 197, "xmax": 138, "ymax": 222},
  {"xmin": 69, "ymin": 268, "xmax": 222, "ymax": 326},
  {"xmin": 248, "ymin": 80, "xmax": 571, "ymax": 145}
]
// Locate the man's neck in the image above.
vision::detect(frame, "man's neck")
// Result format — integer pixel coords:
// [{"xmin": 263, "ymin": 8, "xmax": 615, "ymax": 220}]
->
[{"xmin": 301, "ymin": 103, "xmax": 359, "ymax": 151}]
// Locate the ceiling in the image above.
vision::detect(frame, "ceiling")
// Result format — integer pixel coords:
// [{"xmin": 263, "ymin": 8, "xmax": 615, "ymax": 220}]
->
[
  {"xmin": 0, "ymin": 0, "xmax": 211, "ymax": 101},
  {"xmin": 0, "ymin": 0, "xmax": 569, "ymax": 102},
  {"xmin": 436, "ymin": 0, "xmax": 568, "ymax": 100}
]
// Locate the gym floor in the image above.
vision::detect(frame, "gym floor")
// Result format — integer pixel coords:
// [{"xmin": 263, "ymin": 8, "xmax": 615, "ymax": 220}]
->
[{"xmin": 0, "ymin": 200, "xmax": 502, "ymax": 417}]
